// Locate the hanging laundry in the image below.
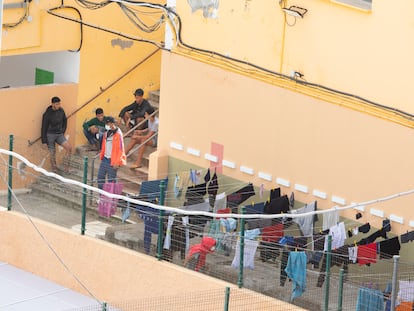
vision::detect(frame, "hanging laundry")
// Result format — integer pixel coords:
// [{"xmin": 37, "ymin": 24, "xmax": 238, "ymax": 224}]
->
[
  {"xmin": 244, "ymin": 228, "xmax": 261, "ymax": 240},
  {"xmin": 176, "ymin": 170, "xmax": 190, "ymax": 197},
  {"xmin": 309, "ymin": 233, "xmax": 327, "ymax": 268},
  {"xmin": 359, "ymin": 223, "xmax": 371, "ymax": 234},
  {"xmin": 259, "ymin": 184, "xmax": 264, "ymax": 199},
  {"xmin": 292, "ymin": 201, "xmax": 316, "ymax": 237},
  {"xmin": 400, "ymin": 230, "xmax": 414, "ymax": 243},
  {"xmin": 378, "ymin": 236, "xmax": 400, "ymax": 259},
  {"xmin": 382, "ymin": 218, "xmax": 391, "ymax": 232},
  {"xmin": 357, "ymin": 228, "xmax": 387, "ymax": 245},
  {"xmin": 163, "ymin": 215, "xmax": 175, "ymax": 250},
  {"xmin": 207, "ymin": 171, "xmax": 219, "ymax": 207},
  {"xmin": 227, "ymin": 183, "xmax": 255, "ymax": 212},
  {"xmin": 204, "ymin": 168, "xmax": 211, "ymax": 183},
  {"xmin": 173, "ymin": 174, "xmax": 181, "ymax": 198},
  {"xmin": 398, "ymin": 280, "xmax": 414, "ymax": 302},
  {"xmin": 285, "ymin": 251, "xmax": 307, "ymax": 301},
  {"xmin": 245, "ymin": 202, "xmax": 265, "ymax": 214},
  {"xmin": 182, "ymin": 216, "xmax": 190, "ymax": 252},
  {"xmin": 185, "ymin": 182, "xmax": 207, "ymax": 205},
  {"xmin": 356, "ymin": 287, "xmax": 385, "ymax": 311},
  {"xmin": 322, "ymin": 209, "xmax": 339, "ymax": 231},
  {"xmin": 324, "ymin": 222, "xmax": 346, "ymax": 251},
  {"xmin": 264, "ymin": 194, "xmax": 290, "ymax": 215},
  {"xmin": 270, "ymin": 187, "xmax": 281, "ymax": 201},
  {"xmin": 213, "ymin": 192, "xmax": 227, "ymax": 213},
  {"xmin": 246, "ymin": 218, "xmax": 272, "ymax": 230},
  {"xmin": 316, "ymin": 245, "xmax": 350, "ymax": 287},
  {"xmin": 348, "ymin": 245, "xmax": 358, "ymax": 263},
  {"xmin": 189, "ymin": 169, "xmax": 202, "ymax": 185},
  {"xmin": 259, "ymin": 223, "xmax": 284, "ymax": 262},
  {"xmin": 357, "ymin": 243, "xmax": 377, "ymax": 266},
  {"xmin": 231, "ymin": 238, "xmax": 259, "ymax": 270},
  {"xmin": 289, "ymin": 192, "xmax": 295, "ymax": 208}
]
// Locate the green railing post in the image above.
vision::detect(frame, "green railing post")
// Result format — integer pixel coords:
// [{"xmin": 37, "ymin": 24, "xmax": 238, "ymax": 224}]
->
[
  {"xmin": 337, "ymin": 268, "xmax": 344, "ymax": 311},
  {"xmin": 237, "ymin": 206, "xmax": 245, "ymax": 288},
  {"xmin": 324, "ymin": 235, "xmax": 332, "ymax": 311},
  {"xmin": 157, "ymin": 180, "xmax": 166, "ymax": 260},
  {"xmin": 7, "ymin": 134, "xmax": 14, "ymax": 211},
  {"xmin": 81, "ymin": 156, "xmax": 88, "ymax": 235},
  {"xmin": 224, "ymin": 286, "xmax": 230, "ymax": 311}
]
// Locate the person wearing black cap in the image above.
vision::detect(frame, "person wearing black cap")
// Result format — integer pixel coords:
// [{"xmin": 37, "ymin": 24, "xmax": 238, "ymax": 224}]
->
[
  {"xmin": 97, "ymin": 116, "xmax": 126, "ymax": 189},
  {"xmin": 41, "ymin": 96, "xmax": 72, "ymax": 173},
  {"xmin": 118, "ymin": 88, "xmax": 152, "ymax": 130}
]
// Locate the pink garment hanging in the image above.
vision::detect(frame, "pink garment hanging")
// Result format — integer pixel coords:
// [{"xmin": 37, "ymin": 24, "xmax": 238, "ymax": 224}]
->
[{"xmin": 98, "ymin": 182, "xmax": 124, "ymax": 217}]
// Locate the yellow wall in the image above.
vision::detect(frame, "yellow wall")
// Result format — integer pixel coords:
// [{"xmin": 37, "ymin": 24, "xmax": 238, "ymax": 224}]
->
[
  {"xmin": 2, "ymin": 0, "xmax": 164, "ymax": 146},
  {"xmin": 157, "ymin": 52, "xmax": 414, "ymax": 235},
  {"xmin": 175, "ymin": 0, "xmax": 414, "ymax": 115},
  {"xmin": 0, "ymin": 211, "xmax": 306, "ymax": 310}
]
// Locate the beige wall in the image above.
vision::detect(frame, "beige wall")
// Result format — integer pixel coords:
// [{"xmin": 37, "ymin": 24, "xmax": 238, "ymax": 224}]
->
[
  {"xmin": 0, "ymin": 84, "xmax": 78, "ymax": 189},
  {"xmin": 0, "ymin": 211, "xmax": 306, "ymax": 310},
  {"xmin": 158, "ymin": 52, "xmax": 414, "ymax": 235}
]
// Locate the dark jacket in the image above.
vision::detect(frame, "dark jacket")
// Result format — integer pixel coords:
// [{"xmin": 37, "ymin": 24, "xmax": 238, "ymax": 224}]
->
[
  {"xmin": 118, "ymin": 99, "xmax": 152, "ymax": 119},
  {"xmin": 41, "ymin": 106, "xmax": 67, "ymax": 144}
]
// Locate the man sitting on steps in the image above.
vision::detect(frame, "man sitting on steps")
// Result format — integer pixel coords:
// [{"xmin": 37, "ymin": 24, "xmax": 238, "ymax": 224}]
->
[{"xmin": 125, "ymin": 106, "xmax": 158, "ymax": 169}]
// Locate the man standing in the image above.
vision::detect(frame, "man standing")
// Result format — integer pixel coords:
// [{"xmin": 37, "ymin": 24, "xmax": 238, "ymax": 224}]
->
[
  {"xmin": 118, "ymin": 88, "xmax": 152, "ymax": 130},
  {"xmin": 83, "ymin": 107, "xmax": 106, "ymax": 151},
  {"xmin": 125, "ymin": 106, "xmax": 158, "ymax": 169},
  {"xmin": 97, "ymin": 116, "xmax": 126, "ymax": 189},
  {"xmin": 41, "ymin": 96, "xmax": 72, "ymax": 173}
]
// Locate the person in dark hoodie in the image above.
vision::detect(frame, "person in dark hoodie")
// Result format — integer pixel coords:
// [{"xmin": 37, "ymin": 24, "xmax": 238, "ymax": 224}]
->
[{"xmin": 41, "ymin": 96, "xmax": 72, "ymax": 173}]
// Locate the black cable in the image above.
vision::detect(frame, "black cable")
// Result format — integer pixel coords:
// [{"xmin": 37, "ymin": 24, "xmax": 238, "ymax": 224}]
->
[{"xmin": 49, "ymin": 6, "xmax": 83, "ymax": 52}]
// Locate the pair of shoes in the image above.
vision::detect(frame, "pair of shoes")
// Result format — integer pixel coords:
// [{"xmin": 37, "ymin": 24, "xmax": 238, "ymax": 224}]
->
[{"xmin": 129, "ymin": 164, "xmax": 142, "ymax": 170}]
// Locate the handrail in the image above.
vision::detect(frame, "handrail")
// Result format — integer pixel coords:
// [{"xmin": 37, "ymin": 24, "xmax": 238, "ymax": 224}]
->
[
  {"xmin": 88, "ymin": 112, "xmax": 158, "ymax": 203},
  {"xmin": 126, "ymin": 131, "xmax": 157, "ymax": 159},
  {"xmin": 28, "ymin": 47, "xmax": 161, "ymax": 146},
  {"xmin": 123, "ymin": 108, "xmax": 159, "ymax": 138}
]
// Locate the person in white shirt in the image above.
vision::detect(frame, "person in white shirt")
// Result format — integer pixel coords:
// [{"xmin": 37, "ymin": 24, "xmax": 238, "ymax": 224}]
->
[{"xmin": 125, "ymin": 106, "xmax": 158, "ymax": 169}]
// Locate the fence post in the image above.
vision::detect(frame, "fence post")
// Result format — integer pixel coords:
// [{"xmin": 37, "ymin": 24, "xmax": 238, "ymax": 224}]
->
[
  {"xmin": 101, "ymin": 302, "xmax": 107, "ymax": 311},
  {"xmin": 224, "ymin": 287, "xmax": 230, "ymax": 311},
  {"xmin": 324, "ymin": 235, "xmax": 332, "ymax": 311},
  {"xmin": 238, "ymin": 206, "xmax": 245, "ymax": 288},
  {"xmin": 7, "ymin": 134, "xmax": 13, "ymax": 210},
  {"xmin": 390, "ymin": 255, "xmax": 400, "ymax": 311},
  {"xmin": 81, "ymin": 156, "xmax": 88, "ymax": 235},
  {"xmin": 157, "ymin": 180, "xmax": 166, "ymax": 260},
  {"xmin": 337, "ymin": 268, "xmax": 344, "ymax": 311}
]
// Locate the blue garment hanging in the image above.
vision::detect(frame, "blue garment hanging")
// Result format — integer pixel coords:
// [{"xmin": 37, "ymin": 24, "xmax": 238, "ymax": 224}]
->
[
  {"xmin": 356, "ymin": 287, "xmax": 384, "ymax": 311},
  {"xmin": 284, "ymin": 251, "xmax": 307, "ymax": 301}
]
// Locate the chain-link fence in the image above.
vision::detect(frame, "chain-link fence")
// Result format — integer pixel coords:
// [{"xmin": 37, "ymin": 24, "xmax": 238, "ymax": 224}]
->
[{"xmin": 1, "ymin": 135, "xmax": 414, "ymax": 310}]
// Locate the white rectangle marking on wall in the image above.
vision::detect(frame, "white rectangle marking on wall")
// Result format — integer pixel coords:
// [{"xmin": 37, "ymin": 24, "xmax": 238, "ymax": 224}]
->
[
  {"xmin": 204, "ymin": 153, "xmax": 218, "ymax": 162},
  {"xmin": 187, "ymin": 147, "xmax": 200, "ymax": 157},
  {"xmin": 370, "ymin": 208, "xmax": 384, "ymax": 218},
  {"xmin": 313, "ymin": 190, "xmax": 327, "ymax": 199},
  {"xmin": 240, "ymin": 166, "xmax": 254, "ymax": 175},
  {"xmin": 410, "ymin": 220, "xmax": 414, "ymax": 228},
  {"xmin": 222, "ymin": 159, "xmax": 236, "ymax": 169},
  {"xmin": 294, "ymin": 184, "xmax": 308, "ymax": 193},
  {"xmin": 170, "ymin": 142, "xmax": 183, "ymax": 151},
  {"xmin": 276, "ymin": 178, "xmax": 290, "ymax": 187},
  {"xmin": 389, "ymin": 214, "xmax": 404, "ymax": 224},
  {"xmin": 258, "ymin": 172, "xmax": 272, "ymax": 181},
  {"xmin": 331, "ymin": 196, "xmax": 346, "ymax": 205}
]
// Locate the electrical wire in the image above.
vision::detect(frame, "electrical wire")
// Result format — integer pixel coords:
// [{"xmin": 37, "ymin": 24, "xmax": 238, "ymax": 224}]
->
[{"xmin": 3, "ymin": 0, "xmax": 30, "ymax": 28}]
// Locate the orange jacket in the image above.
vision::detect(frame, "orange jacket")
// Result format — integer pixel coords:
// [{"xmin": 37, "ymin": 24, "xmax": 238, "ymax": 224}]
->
[{"xmin": 100, "ymin": 129, "xmax": 126, "ymax": 167}]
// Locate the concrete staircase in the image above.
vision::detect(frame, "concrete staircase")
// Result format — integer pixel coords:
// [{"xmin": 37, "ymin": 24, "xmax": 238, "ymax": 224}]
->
[{"xmin": 29, "ymin": 90, "xmax": 160, "ymax": 212}]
